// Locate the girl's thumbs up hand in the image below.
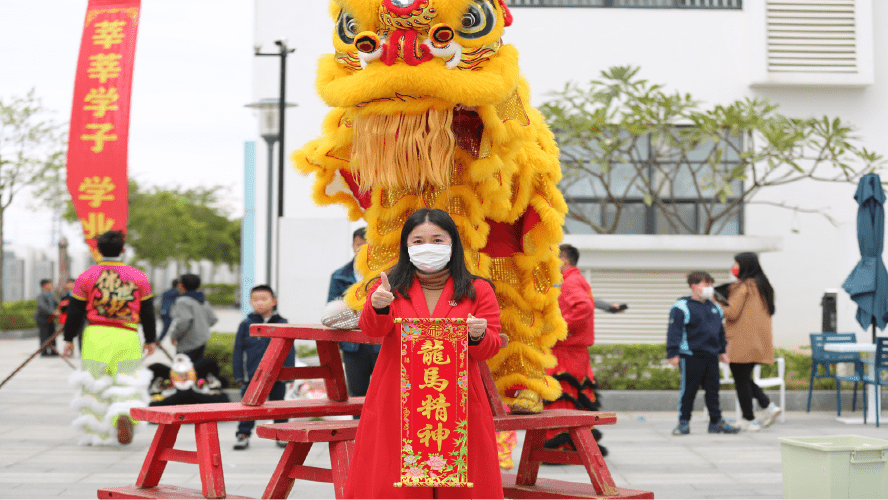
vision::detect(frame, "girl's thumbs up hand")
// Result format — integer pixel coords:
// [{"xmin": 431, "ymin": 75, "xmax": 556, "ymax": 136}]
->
[{"xmin": 371, "ymin": 272, "xmax": 395, "ymax": 310}]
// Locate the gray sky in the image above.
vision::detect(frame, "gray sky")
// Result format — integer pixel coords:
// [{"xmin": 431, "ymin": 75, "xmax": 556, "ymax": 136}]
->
[{"xmin": 0, "ymin": 0, "xmax": 255, "ymax": 251}]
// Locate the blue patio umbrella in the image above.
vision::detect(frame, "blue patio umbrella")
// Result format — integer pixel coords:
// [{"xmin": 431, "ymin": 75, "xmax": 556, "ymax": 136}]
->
[{"xmin": 842, "ymin": 173, "xmax": 888, "ymax": 343}]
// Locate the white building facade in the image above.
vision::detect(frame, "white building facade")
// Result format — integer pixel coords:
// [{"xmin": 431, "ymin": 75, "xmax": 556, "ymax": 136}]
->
[{"xmin": 251, "ymin": 0, "xmax": 887, "ymax": 350}]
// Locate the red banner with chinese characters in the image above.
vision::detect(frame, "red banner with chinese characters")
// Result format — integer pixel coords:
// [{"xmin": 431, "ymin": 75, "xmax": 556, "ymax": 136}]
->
[
  {"xmin": 66, "ymin": 0, "xmax": 140, "ymax": 260},
  {"xmin": 395, "ymin": 318, "xmax": 470, "ymax": 488}
]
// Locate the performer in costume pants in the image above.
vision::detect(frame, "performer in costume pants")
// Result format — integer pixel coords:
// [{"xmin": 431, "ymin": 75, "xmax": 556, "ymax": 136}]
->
[{"xmin": 63, "ymin": 230, "xmax": 157, "ymax": 446}]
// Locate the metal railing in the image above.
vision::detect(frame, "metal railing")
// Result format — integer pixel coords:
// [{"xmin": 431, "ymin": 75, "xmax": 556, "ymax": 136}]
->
[{"xmin": 505, "ymin": 0, "xmax": 741, "ymax": 8}]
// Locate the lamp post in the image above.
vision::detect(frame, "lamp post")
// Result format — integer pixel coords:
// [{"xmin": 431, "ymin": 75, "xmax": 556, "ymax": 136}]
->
[
  {"xmin": 244, "ymin": 98, "xmax": 296, "ymax": 287},
  {"xmin": 255, "ymin": 39, "xmax": 296, "ymax": 218}
]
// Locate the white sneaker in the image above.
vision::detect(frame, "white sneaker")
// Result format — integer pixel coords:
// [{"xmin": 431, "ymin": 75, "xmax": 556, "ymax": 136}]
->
[
  {"xmin": 760, "ymin": 403, "xmax": 782, "ymax": 428},
  {"xmin": 740, "ymin": 420, "xmax": 761, "ymax": 432}
]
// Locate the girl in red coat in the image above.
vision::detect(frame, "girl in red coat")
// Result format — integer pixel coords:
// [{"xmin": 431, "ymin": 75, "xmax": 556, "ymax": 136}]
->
[{"xmin": 344, "ymin": 208, "xmax": 505, "ymax": 499}]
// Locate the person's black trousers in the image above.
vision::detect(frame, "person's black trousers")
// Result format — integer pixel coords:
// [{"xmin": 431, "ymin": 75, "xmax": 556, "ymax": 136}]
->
[
  {"xmin": 342, "ymin": 344, "xmax": 380, "ymax": 398},
  {"xmin": 730, "ymin": 362, "xmax": 770, "ymax": 421},
  {"xmin": 678, "ymin": 352, "xmax": 722, "ymax": 423},
  {"xmin": 37, "ymin": 321, "xmax": 57, "ymax": 356}
]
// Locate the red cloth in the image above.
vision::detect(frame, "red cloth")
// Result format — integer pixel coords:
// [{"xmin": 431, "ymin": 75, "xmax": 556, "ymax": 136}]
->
[
  {"xmin": 545, "ymin": 267, "xmax": 598, "ymax": 445},
  {"xmin": 344, "ymin": 277, "xmax": 504, "ymax": 499},
  {"xmin": 555, "ymin": 267, "xmax": 594, "ymax": 347}
]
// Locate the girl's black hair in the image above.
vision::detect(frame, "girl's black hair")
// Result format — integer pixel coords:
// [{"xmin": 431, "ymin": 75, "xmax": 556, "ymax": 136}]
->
[
  {"xmin": 734, "ymin": 252, "xmax": 776, "ymax": 316},
  {"xmin": 373, "ymin": 208, "xmax": 490, "ymax": 303}
]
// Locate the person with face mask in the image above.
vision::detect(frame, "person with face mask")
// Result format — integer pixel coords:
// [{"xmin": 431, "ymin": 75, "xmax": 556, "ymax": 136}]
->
[
  {"xmin": 667, "ymin": 271, "xmax": 740, "ymax": 436},
  {"xmin": 343, "ymin": 208, "xmax": 508, "ymax": 499},
  {"xmin": 714, "ymin": 252, "xmax": 780, "ymax": 432}
]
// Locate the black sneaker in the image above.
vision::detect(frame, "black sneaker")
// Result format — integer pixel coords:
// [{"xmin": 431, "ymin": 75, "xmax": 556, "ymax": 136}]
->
[
  {"xmin": 276, "ymin": 440, "xmax": 287, "ymax": 449},
  {"xmin": 672, "ymin": 420, "xmax": 690, "ymax": 436},
  {"xmin": 233, "ymin": 434, "xmax": 249, "ymax": 450},
  {"xmin": 708, "ymin": 419, "xmax": 740, "ymax": 434}
]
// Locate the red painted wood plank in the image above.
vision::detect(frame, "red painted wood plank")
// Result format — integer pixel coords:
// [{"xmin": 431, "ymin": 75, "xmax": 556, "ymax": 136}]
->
[
  {"xmin": 277, "ymin": 365, "xmax": 331, "ymax": 382},
  {"xmin": 262, "ymin": 442, "xmax": 312, "ymax": 499},
  {"xmin": 242, "ymin": 337, "xmax": 291, "ymax": 406},
  {"xmin": 329, "ymin": 440, "xmax": 355, "ymax": 499},
  {"xmin": 136, "ymin": 424, "xmax": 180, "ymax": 488},
  {"xmin": 479, "ymin": 361, "xmax": 507, "ymax": 417},
  {"xmin": 493, "ymin": 411, "xmax": 617, "ymax": 431},
  {"xmin": 501, "ymin": 475, "xmax": 654, "ymax": 499},
  {"xmin": 515, "ymin": 429, "xmax": 545, "ymax": 486},
  {"xmin": 250, "ymin": 324, "xmax": 381, "ymax": 344},
  {"xmin": 131, "ymin": 398, "xmax": 365, "ymax": 424},
  {"xmin": 527, "ymin": 448, "xmax": 583, "ymax": 466},
  {"xmin": 157, "ymin": 448, "xmax": 198, "ymax": 465},
  {"xmin": 256, "ymin": 420, "xmax": 360, "ymax": 442},
  {"xmin": 289, "ymin": 464, "xmax": 334, "ymax": 483},
  {"xmin": 316, "ymin": 340, "xmax": 349, "ymax": 402},
  {"xmin": 97, "ymin": 485, "xmax": 254, "ymax": 499},
  {"xmin": 570, "ymin": 427, "xmax": 618, "ymax": 496},
  {"xmin": 194, "ymin": 423, "xmax": 226, "ymax": 499}
]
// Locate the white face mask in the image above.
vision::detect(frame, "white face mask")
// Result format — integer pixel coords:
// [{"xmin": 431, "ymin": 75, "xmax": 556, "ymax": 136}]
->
[
  {"xmin": 699, "ymin": 286, "xmax": 714, "ymax": 300},
  {"xmin": 408, "ymin": 244, "xmax": 452, "ymax": 273}
]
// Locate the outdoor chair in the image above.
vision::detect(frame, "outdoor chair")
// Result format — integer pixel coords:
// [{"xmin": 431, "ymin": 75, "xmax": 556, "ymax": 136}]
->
[
  {"xmin": 808, "ymin": 333, "xmax": 866, "ymax": 415},
  {"xmin": 718, "ymin": 359, "xmax": 786, "ymax": 423},
  {"xmin": 861, "ymin": 337, "xmax": 888, "ymax": 427}
]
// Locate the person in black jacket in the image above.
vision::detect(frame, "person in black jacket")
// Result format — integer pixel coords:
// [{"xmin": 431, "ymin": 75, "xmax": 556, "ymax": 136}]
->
[
  {"xmin": 231, "ymin": 284, "xmax": 294, "ymax": 450},
  {"xmin": 326, "ymin": 227, "xmax": 380, "ymax": 399},
  {"xmin": 666, "ymin": 271, "xmax": 740, "ymax": 436}
]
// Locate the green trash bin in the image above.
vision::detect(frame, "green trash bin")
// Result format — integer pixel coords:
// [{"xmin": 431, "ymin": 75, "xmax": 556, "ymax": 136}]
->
[{"xmin": 780, "ymin": 435, "xmax": 888, "ymax": 499}]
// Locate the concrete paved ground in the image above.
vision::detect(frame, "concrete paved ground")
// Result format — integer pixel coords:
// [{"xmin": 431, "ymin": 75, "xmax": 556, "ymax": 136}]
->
[{"xmin": 3, "ymin": 334, "xmax": 888, "ymax": 499}]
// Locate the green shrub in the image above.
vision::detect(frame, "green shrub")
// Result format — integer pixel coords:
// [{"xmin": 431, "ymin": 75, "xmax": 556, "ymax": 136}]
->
[
  {"xmin": 589, "ymin": 344, "xmax": 679, "ymax": 390},
  {"xmin": 205, "ymin": 332, "xmax": 236, "ymax": 383},
  {"xmin": 203, "ymin": 283, "xmax": 237, "ymax": 307},
  {"xmin": 589, "ymin": 344, "xmax": 858, "ymax": 391},
  {"xmin": 0, "ymin": 300, "xmax": 39, "ymax": 331}
]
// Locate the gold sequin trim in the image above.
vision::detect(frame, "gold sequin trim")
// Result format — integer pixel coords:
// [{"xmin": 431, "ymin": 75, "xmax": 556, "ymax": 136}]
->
[
  {"xmin": 532, "ymin": 264, "xmax": 552, "ymax": 294},
  {"xmin": 368, "ymin": 243, "xmax": 399, "ymax": 271},
  {"xmin": 447, "ymin": 196, "xmax": 467, "ymax": 217},
  {"xmin": 377, "ymin": 211, "xmax": 412, "ymax": 236},
  {"xmin": 381, "ymin": 187, "xmax": 411, "ymax": 209},
  {"xmin": 494, "ymin": 353, "xmax": 547, "ymax": 380},
  {"xmin": 490, "ymin": 257, "xmax": 520, "ymax": 287},
  {"xmin": 479, "ymin": 134, "xmax": 491, "ymax": 160},
  {"xmin": 494, "ymin": 90, "xmax": 530, "ymax": 126}
]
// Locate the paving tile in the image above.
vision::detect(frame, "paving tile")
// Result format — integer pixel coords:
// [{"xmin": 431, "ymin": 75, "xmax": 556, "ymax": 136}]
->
[{"xmin": 6, "ymin": 337, "xmax": 888, "ymax": 499}]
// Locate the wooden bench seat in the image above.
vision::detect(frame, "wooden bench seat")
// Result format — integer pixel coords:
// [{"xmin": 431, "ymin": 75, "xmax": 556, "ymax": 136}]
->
[
  {"xmin": 256, "ymin": 420, "xmax": 361, "ymax": 499},
  {"xmin": 121, "ymin": 400, "xmax": 365, "ymax": 499},
  {"xmin": 130, "ymin": 398, "xmax": 365, "ymax": 424},
  {"xmin": 97, "ymin": 485, "xmax": 254, "ymax": 499}
]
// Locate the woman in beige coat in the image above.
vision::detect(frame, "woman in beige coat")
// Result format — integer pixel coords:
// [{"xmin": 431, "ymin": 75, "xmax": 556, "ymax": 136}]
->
[{"xmin": 717, "ymin": 252, "xmax": 781, "ymax": 432}]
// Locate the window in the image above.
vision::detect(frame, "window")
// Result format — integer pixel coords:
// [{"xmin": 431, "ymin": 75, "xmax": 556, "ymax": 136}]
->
[
  {"xmin": 505, "ymin": 0, "xmax": 741, "ymax": 8},
  {"xmin": 559, "ymin": 130, "xmax": 745, "ymax": 235}
]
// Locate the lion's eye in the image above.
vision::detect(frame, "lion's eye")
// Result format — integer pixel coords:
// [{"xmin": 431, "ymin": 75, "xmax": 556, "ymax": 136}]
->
[
  {"xmin": 458, "ymin": 0, "xmax": 496, "ymax": 40},
  {"xmin": 336, "ymin": 10, "xmax": 358, "ymax": 45}
]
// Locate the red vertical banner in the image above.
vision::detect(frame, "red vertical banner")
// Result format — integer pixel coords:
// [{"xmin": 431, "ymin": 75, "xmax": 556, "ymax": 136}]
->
[
  {"xmin": 395, "ymin": 318, "xmax": 470, "ymax": 488},
  {"xmin": 66, "ymin": 0, "xmax": 140, "ymax": 260}
]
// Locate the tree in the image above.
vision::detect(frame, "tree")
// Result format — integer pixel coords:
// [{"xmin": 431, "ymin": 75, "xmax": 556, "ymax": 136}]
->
[
  {"xmin": 541, "ymin": 66, "xmax": 885, "ymax": 235},
  {"xmin": 62, "ymin": 182, "xmax": 241, "ymax": 273},
  {"xmin": 0, "ymin": 89, "xmax": 66, "ymax": 306}
]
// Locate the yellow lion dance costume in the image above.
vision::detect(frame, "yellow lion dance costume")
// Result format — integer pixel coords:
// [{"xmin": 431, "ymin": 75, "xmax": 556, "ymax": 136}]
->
[{"xmin": 295, "ymin": 0, "xmax": 568, "ymax": 413}]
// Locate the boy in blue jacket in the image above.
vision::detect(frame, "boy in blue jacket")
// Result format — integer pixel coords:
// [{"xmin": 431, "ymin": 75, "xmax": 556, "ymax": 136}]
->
[
  {"xmin": 232, "ymin": 285, "xmax": 294, "ymax": 450},
  {"xmin": 667, "ymin": 271, "xmax": 740, "ymax": 436}
]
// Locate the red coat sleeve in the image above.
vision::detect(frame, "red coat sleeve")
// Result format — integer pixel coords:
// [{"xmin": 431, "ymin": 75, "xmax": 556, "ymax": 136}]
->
[
  {"xmin": 467, "ymin": 280, "xmax": 502, "ymax": 362},
  {"xmin": 558, "ymin": 274, "xmax": 594, "ymax": 344},
  {"xmin": 358, "ymin": 281, "xmax": 396, "ymax": 338}
]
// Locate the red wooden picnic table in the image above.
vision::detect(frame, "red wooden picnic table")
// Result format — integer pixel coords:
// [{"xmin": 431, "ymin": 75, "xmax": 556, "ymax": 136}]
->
[{"xmin": 100, "ymin": 325, "xmax": 380, "ymax": 500}]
